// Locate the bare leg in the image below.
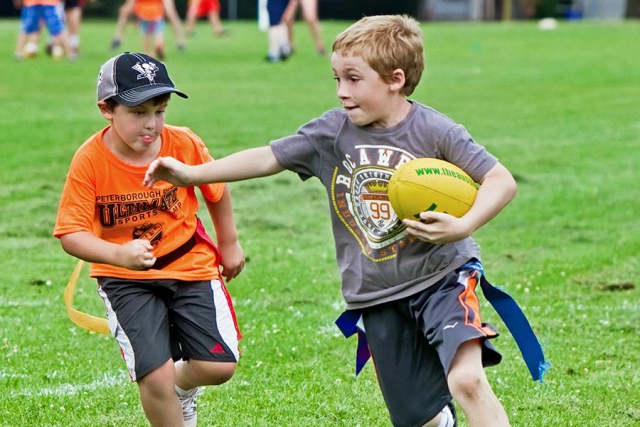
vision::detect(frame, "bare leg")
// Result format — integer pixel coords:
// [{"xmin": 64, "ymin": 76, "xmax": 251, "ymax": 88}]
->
[
  {"xmin": 141, "ymin": 27, "xmax": 154, "ymax": 57},
  {"xmin": 300, "ymin": 0, "xmax": 324, "ymax": 55},
  {"xmin": 185, "ymin": 0, "xmax": 201, "ymax": 36},
  {"xmin": 154, "ymin": 24, "xmax": 166, "ymax": 59},
  {"xmin": 207, "ymin": 12, "xmax": 225, "ymax": 36},
  {"xmin": 65, "ymin": 6, "xmax": 83, "ymax": 53},
  {"xmin": 137, "ymin": 359, "xmax": 184, "ymax": 427},
  {"xmin": 281, "ymin": 0, "xmax": 299, "ymax": 50},
  {"xmin": 447, "ymin": 340, "xmax": 510, "ymax": 427},
  {"xmin": 51, "ymin": 31, "xmax": 76, "ymax": 61},
  {"xmin": 112, "ymin": 0, "xmax": 135, "ymax": 49},
  {"xmin": 266, "ymin": 24, "xmax": 290, "ymax": 62},
  {"xmin": 174, "ymin": 359, "xmax": 236, "ymax": 390},
  {"xmin": 162, "ymin": 0, "xmax": 186, "ymax": 49},
  {"xmin": 14, "ymin": 31, "xmax": 30, "ymax": 60}
]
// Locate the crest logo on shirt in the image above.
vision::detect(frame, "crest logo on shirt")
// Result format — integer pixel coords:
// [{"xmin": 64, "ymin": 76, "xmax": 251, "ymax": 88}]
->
[
  {"xmin": 331, "ymin": 145, "xmax": 415, "ymax": 261},
  {"xmin": 132, "ymin": 61, "xmax": 159, "ymax": 83},
  {"xmin": 352, "ymin": 171, "xmax": 400, "ymax": 241}
]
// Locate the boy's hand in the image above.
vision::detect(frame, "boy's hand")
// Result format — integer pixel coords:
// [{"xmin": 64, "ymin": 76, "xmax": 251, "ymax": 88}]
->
[
  {"xmin": 403, "ymin": 211, "xmax": 473, "ymax": 245},
  {"xmin": 218, "ymin": 241, "xmax": 245, "ymax": 282},
  {"xmin": 143, "ymin": 156, "xmax": 191, "ymax": 187},
  {"xmin": 117, "ymin": 239, "xmax": 157, "ymax": 270}
]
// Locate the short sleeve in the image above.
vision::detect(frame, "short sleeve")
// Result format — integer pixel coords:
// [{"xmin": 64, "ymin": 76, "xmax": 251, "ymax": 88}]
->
[
  {"xmin": 53, "ymin": 152, "xmax": 98, "ymax": 238},
  {"xmin": 168, "ymin": 126, "xmax": 226, "ymax": 203},
  {"xmin": 439, "ymin": 125, "xmax": 498, "ymax": 183}
]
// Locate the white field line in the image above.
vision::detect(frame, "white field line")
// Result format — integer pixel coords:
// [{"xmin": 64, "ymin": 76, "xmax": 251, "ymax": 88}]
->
[
  {"xmin": 0, "ymin": 299, "xmax": 51, "ymax": 307},
  {"xmin": 9, "ymin": 372, "xmax": 128, "ymax": 398}
]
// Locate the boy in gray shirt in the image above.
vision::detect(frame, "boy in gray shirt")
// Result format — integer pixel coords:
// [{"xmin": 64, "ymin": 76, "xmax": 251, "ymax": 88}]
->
[{"xmin": 144, "ymin": 14, "xmax": 547, "ymax": 427}]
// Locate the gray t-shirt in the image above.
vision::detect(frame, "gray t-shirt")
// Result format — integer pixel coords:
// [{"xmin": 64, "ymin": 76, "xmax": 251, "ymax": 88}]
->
[{"xmin": 271, "ymin": 101, "xmax": 498, "ymax": 309}]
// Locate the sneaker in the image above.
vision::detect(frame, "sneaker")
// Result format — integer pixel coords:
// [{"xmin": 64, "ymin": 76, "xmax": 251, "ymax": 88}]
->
[
  {"xmin": 178, "ymin": 387, "xmax": 202, "ymax": 427},
  {"xmin": 265, "ymin": 54, "xmax": 280, "ymax": 63},
  {"xmin": 24, "ymin": 42, "xmax": 38, "ymax": 58},
  {"xmin": 110, "ymin": 39, "xmax": 121, "ymax": 50},
  {"xmin": 51, "ymin": 45, "xmax": 64, "ymax": 61}
]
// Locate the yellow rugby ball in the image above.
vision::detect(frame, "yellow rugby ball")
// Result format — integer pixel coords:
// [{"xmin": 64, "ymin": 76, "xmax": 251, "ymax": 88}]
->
[{"xmin": 388, "ymin": 158, "xmax": 478, "ymax": 220}]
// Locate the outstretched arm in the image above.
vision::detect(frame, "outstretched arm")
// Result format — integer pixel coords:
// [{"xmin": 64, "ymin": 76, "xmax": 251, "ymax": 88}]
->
[
  {"xmin": 144, "ymin": 146, "xmax": 285, "ymax": 187},
  {"xmin": 403, "ymin": 162, "xmax": 517, "ymax": 244}
]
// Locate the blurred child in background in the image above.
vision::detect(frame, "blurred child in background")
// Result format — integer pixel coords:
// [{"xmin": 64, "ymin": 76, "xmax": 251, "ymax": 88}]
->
[
  {"xmin": 282, "ymin": 0, "xmax": 325, "ymax": 56},
  {"xmin": 63, "ymin": 0, "xmax": 88, "ymax": 55},
  {"xmin": 111, "ymin": 0, "xmax": 186, "ymax": 51},
  {"xmin": 13, "ymin": 0, "xmax": 74, "ymax": 61},
  {"xmin": 134, "ymin": 0, "xmax": 167, "ymax": 59},
  {"xmin": 185, "ymin": 0, "xmax": 226, "ymax": 38}
]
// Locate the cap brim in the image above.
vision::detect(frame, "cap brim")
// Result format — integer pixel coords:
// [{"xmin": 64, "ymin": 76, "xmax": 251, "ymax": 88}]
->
[{"xmin": 112, "ymin": 84, "xmax": 188, "ymax": 107}]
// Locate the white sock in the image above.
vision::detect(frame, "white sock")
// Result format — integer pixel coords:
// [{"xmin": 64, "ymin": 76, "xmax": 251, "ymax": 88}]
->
[
  {"xmin": 268, "ymin": 25, "xmax": 290, "ymax": 58},
  {"xmin": 174, "ymin": 384, "xmax": 190, "ymax": 396},
  {"xmin": 437, "ymin": 404, "xmax": 455, "ymax": 427}
]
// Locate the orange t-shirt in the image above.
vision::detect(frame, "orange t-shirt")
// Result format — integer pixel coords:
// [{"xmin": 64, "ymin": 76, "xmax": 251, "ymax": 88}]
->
[
  {"xmin": 23, "ymin": 0, "xmax": 60, "ymax": 6},
  {"xmin": 134, "ymin": 0, "xmax": 164, "ymax": 21},
  {"xmin": 54, "ymin": 125, "xmax": 225, "ymax": 281}
]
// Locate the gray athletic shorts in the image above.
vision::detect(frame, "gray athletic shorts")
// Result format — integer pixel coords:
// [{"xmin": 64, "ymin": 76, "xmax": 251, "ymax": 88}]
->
[
  {"xmin": 97, "ymin": 277, "xmax": 241, "ymax": 382},
  {"xmin": 361, "ymin": 267, "xmax": 502, "ymax": 427}
]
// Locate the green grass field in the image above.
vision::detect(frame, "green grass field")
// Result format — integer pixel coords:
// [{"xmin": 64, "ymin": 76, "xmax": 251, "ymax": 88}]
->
[{"xmin": 1, "ymin": 16, "xmax": 639, "ymax": 427}]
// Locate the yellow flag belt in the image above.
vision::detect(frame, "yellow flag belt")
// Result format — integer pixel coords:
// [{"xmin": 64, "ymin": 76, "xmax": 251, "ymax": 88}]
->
[{"xmin": 63, "ymin": 260, "xmax": 110, "ymax": 335}]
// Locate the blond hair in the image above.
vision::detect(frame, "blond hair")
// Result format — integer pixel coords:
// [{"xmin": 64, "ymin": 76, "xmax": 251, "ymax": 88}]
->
[{"xmin": 332, "ymin": 15, "xmax": 424, "ymax": 96}]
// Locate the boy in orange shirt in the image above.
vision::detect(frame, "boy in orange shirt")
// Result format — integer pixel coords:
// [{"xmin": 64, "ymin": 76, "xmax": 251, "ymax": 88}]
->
[
  {"xmin": 54, "ymin": 52, "xmax": 245, "ymax": 427},
  {"xmin": 134, "ymin": 0, "xmax": 167, "ymax": 59}
]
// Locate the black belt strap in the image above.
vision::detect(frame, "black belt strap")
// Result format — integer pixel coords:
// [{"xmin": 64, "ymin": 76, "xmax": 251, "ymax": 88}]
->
[{"xmin": 147, "ymin": 234, "xmax": 197, "ymax": 270}]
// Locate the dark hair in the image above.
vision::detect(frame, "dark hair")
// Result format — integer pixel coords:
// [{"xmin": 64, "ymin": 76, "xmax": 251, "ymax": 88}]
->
[{"xmin": 103, "ymin": 93, "xmax": 172, "ymax": 111}]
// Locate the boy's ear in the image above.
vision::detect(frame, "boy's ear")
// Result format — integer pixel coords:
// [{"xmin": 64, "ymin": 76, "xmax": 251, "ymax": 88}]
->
[
  {"xmin": 97, "ymin": 101, "xmax": 114, "ymax": 119},
  {"xmin": 389, "ymin": 68, "xmax": 406, "ymax": 93}
]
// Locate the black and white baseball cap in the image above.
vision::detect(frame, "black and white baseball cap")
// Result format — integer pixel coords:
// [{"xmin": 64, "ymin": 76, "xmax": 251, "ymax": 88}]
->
[{"xmin": 97, "ymin": 52, "xmax": 188, "ymax": 107}]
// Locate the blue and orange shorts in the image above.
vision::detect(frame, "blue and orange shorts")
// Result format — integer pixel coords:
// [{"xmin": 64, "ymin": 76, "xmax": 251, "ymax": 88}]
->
[
  {"xmin": 360, "ymin": 266, "xmax": 502, "ymax": 427},
  {"xmin": 139, "ymin": 17, "xmax": 165, "ymax": 35}
]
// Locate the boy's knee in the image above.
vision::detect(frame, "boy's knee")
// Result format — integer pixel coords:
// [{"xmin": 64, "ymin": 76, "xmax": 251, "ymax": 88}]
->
[
  {"xmin": 213, "ymin": 362, "xmax": 237, "ymax": 384},
  {"xmin": 139, "ymin": 361, "xmax": 177, "ymax": 393},
  {"xmin": 193, "ymin": 360, "xmax": 237, "ymax": 385},
  {"xmin": 447, "ymin": 367, "xmax": 486, "ymax": 400}
]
